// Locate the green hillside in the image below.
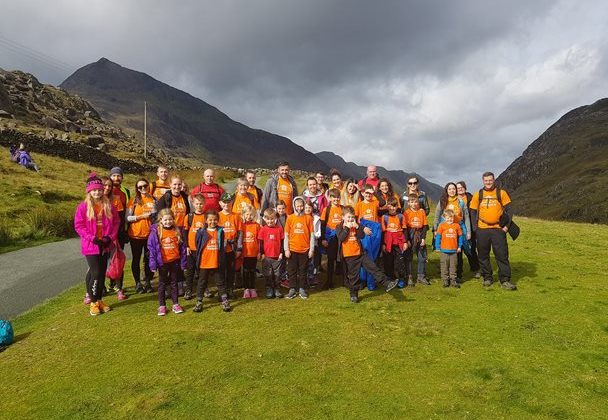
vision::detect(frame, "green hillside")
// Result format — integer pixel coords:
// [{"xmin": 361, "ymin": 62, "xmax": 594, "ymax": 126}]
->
[{"xmin": 1, "ymin": 216, "xmax": 607, "ymax": 418}]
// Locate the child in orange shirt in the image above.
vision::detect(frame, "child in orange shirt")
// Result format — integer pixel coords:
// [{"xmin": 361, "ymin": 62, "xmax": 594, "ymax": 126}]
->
[
  {"xmin": 320, "ymin": 188, "xmax": 343, "ymax": 289},
  {"xmin": 219, "ymin": 192, "xmax": 242, "ymax": 299},
  {"xmin": 183, "ymin": 194, "xmax": 207, "ymax": 300},
  {"xmin": 434, "ymin": 209, "xmax": 464, "ymax": 288},
  {"xmin": 355, "ymin": 184, "xmax": 380, "ymax": 222},
  {"xmin": 284, "ymin": 197, "xmax": 314, "ymax": 299},
  {"xmin": 381, "ymin": 198, "xmax": 407, "ymax": 286},
  {"xmin": 404, "ymin": 193, "xmax": 430, "ymax": 286},
  {"xmin": 240, "ymin": 204, "xmax": 261, "ymax": 298}
]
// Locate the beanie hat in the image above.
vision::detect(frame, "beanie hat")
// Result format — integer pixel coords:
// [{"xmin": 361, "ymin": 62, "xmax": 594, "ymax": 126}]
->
[
  {"xmin": 220, "ymin": 192, "xmax": 234, "ymax": 203},
  {"xmin": 86, "ymin": 172, "xmax": 104, "ymax": 193},
  {"xmin": 109, "ymin": 167, "xmax": 123, "ymax": 176}
]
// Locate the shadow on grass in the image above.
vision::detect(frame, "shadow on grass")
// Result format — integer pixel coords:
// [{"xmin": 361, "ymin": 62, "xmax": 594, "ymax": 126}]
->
[{"xmin": 13, "ymin": 332, "xmax": 31, "ymax": 344}]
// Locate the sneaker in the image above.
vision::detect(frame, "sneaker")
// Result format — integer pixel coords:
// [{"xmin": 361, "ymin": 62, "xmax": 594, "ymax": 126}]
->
[
  {"xmin": 221, "ymin": 299, "xmax": 232, "ymax": 312},
  {"xmin": 274, "ymin": 288, "xmax": 283, "ymax": 298},
  {"xmin": 501, "ymin": 281, "xmax": 517, "ymax": 290},
  {"xmin": 135, "ymin": 283, "xmax": 145, "ymax": 294},
  {"xmin": 483, "ymin": 278, "xmax": 493, "ymax": 287},
  {"xmin": 299, "ymin": 288, "xmax": 309, "ymax": 299},
  {"xmin": 397, "ymin": 279, "xmax": 406, "ymax": 289},
  {"xmin": 407, "ymin": 277, "xmax": 416, "ymax": 287},
  {"xmin": 172, "ymin": 304, "xmax": 184, "ymax": 314},
  {"xmin": 89, "ymin": 302, "xmax": 100, "ymax": 316},
  {"xmin": 265, "ymin": 287, "xmax": 274, "ymax": 299},
  {"xmin": 350, "ymin": 295, "xmax": 359, "ymax": 303},
  {"xmin": 144, "ymin": 283, "xmax": 154, "ymax": 293},
  {"xmin": 243, "ymin": 288, "xmax": 251, "ymax": 299},
  {"xmin": 474, "ymin": 271, "xmax": 481, "ymax": 279},
  {"xmin": 443, "ymin": 279, "xmax": 450, "ymax": 288},
  {"xmin": 384, "ymin": 279, "xmax": 399, "ymax": 292},
  {"xmin": 450, "ymin": 279, "xmax": 461, "ymax": 289},
  {"xmin": 417, "ymin": 275, "xmax": 431, "ymax": 286},
  {"xmin": 117, "ymin": 290, "xmax": 127, "ymax": 301},
  {"xmin": 157, "ymin": 306, "xmax": 167, "ymax": 316},
  {"xmin": 203, "ymin": 288, "xmax": 213, "ymax": 298},
  {"xmin": 286, "ymin": 288, "xmax": 297, "ymax": 299},
  {"xmin": 250, "ymin": 289, "xmax": 258, "ymax": 298},
  {"xmin": 183, "ymin": 290, "xmax": 193, "ymax": 300},
  {"xmin": 193, "ymin": 301, "xmax": 203, "ymax": 313},
  {"xmin": 97, "ymin": 300, "xmax": 111, "ymax": 313},
  {"xmin": 112, "ymin": 284, "xmax": 120, "ymax": 293},
  {"xmin": 83, "ymin": 293, "xmax": 92, "ymax": 305}
]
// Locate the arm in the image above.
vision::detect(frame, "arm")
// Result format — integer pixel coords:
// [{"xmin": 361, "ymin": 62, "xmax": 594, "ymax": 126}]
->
[
  {"xmin": 283, "ymin": 232, "xmax": 290, "ymax": 258},
  {"xmin": 434, "ymin": 232, "xmax": 441, "ymax": 251},
  {"xmin": 74, "ymin": 204, "xmax": 95, "ymax": 243},
  {"xmin": 110, "ymin": 206, "xmax": 120, "ymax": 241},
  {"xmin": 423, "ymin": 194, "xmax": 430, "ymax": 216},
  {"xmin": 462, "ymin": 203, "xmax": 471, "ymax": 238}
]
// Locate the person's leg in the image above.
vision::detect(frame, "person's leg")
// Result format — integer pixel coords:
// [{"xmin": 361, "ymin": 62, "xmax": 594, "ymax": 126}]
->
[
  {"xmin": 184, "ymin": 253, "xmax": 196, "ymax": 297},
  {"xmin": 287, "ymin": 253, "xmax": 298, "ymax": 289},
  {"xmin": 169, "ymin": 261, "xmax": 180, "ymax": 305},
  {"xmin": 394, "ymin": 246, "xmax": 406, "ymax": 280},
  {"xmin": 213, "ymin": 269, "xmax": 227, "ymax": 299},
  {"xmin": 143, "ymin": 241, "xmax": 154, "ymax": 282},
  {"xmin": 456, "ymin": 250, "xmax": 464, "ymax": 281},
  {"xmin": 360, "ymin": 253, "xmax": 391, "ymax": 287},
  {"xmin": 157, "ymin": 265, "xmax": 169, "ymax": 307},
  {"xmin": 297, "ymin": 252, "xmax": 309, "ymax": 290},
  {"xmin": 343, "ymin": 256, "xmax": 361, "ymax": 291},
  {"xmin": 225, "ymin": 251, "xmax": 236, "ymax": 293},
  {"xmin": 417, "ymin": 245, "xmax": 428, "ymax": 278},
  {"xmin": 262, "ymin": 257, "xmax": 273, "ymax": 289},
  {"xmin": 130, "ymin": 238, "xmax": 144, "ymax": 286},
  {"xmin": 383, "ymin": 247, "xmax": 395, "ymax": 278},
  {"xmin": 467, "ymin": 231, "xmax": 481, "ymax": 272},
  {"xmin": 440, "ymin": 253, "xmax": 450, "ymax": 286},
  {"xmin": 85, "ymin": 255, "xmax": 102, "ymax": 302},
  {"xmin": 476, "ymin": 229, "xmax": 493, "ymax": 282},
  {"xmin": 449, "ymin": 253, "xmax": 459, "ymax": 287},
  {"xmin": 197, "ymin": 269, "xmax": 210, "ymax": 301},
  {"xmin": 490, "ymin": 229, "xmax": 512, "ymax": 281}
]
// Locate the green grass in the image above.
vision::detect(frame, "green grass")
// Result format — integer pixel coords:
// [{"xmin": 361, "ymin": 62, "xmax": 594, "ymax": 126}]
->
[{"xmin": 1, "ymin": 217, "xmax": 607, "ymax": 418}]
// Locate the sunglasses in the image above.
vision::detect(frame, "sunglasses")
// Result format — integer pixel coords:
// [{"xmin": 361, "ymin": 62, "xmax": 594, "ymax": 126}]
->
[
  {"xmin": 408, "ymin": 182, "xmax": 418, "ymax": 185},
  {"xmin": 137, "ymin": 184, "xmax": 149, "ymax": 189}
]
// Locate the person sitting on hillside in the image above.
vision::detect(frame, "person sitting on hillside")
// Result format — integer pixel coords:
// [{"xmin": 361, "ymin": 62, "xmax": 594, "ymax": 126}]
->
[
  {"xmin": 190, "ymin": 168, "xmax": 225, "ymax": 213},
  {"xmin": 401, "ymin": 176, "xmax": 430, "ymax": 215},
  {"xmin": 16, "ymin": 144, "xmax": 40, "ymax": 172}
]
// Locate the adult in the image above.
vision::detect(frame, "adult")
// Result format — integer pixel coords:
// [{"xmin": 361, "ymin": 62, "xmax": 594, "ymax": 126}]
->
[
  {"xmin": 341, "ymin": 179, "xmax": 361, "ymax": 207},
  {"xmin": 433, "ymin": 182, "xmax": 471, "ymax": 283},
  {"xmin": 245, "ymin": 170, "xmax": 264, "ymax": 204},
  {"xmin": 401, "ymin": 176, "xmax": 430, "ymax": 215},
  {"xmin": 456, "ymin": 181, "xmax": 481, "ymax": 278},
  {"xmin": 375, "ymin": 178, "xmax": 401, "ymax": 216},
  {"xmin": 302, "ymin": 177, "xmax": 328, "ymax": 216},
  {"xmin": 232, "ymin": 177, "xmax": 260, "ymax": 215},
  {"xmin": 126, "ymin": 178, "xmax": 156, "ymax": 294},
  {"xmin": 327, "ymin": 170, "xmax": 344, "ymax": 199},
  {"xmin": 315, "ymin": 172, "xmax": 330, "ymax": 196},
  {"xmin": 190, "ymin": 168, "xmax": 225, "ymax": 213},
  {"xmin": 150, "ymin": 166, "xmax": 171, "ymax": 201},
  {"xmin": 156, "ymin": 176, "xmax": 190, "ymax": 228},
  {"xmin": 469, "ymin": 172, "xmax": 516, "ymax": 290},
  {"xmin": 261, "ymin": 161, "xmax": 298, "ymax": 214},
  {"xmin": 357, "ymin": 165, "xmax": 380, "ymax": 191}
]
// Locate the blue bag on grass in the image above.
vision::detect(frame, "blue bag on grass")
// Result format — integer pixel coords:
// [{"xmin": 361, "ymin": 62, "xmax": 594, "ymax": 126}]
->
[{"xmin": 0, "ymin": 319, "xmax": 13, "ymax": 346}]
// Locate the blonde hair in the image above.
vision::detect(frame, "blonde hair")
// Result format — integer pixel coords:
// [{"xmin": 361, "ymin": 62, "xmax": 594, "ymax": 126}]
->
[
  {"xmin": 156, "ymin": 208, "xmax": 182, "ymax": 243},
  {"xmin": 241, "ymin": 203, "xmax": 256, "ymax": 221},
  {"xmin": 85, "ymin": 193, "xmax": 113, "ymax": 221},
  {"xmin": 443, "ymin": 209, "xmax": 455, "ymax": 218}
]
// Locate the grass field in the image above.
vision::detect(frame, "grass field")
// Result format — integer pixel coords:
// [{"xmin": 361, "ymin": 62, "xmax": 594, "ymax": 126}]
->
[{"xmin": 1, "ymin": 216, "xmax": 607, "ymax": 418}]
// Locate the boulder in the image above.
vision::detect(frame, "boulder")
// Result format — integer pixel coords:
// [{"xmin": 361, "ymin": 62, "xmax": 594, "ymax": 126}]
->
[
  {"xmin": 80, "ymin": 126, "xmax": 92, "ymax": 135},
  {"xmin": 87, "ymin": 135, "xmax": 104, "ymax": 147},
  {"xmin": 41, "ymin": 116, "xmax": 63, "ymax": 129},
  {"xmin": 0, "ymin": 110, "xmax": 14, "ymax": 119},
  {"xmin": 64, "ymin": 121, "xmax": 81, "ymax": 133}
]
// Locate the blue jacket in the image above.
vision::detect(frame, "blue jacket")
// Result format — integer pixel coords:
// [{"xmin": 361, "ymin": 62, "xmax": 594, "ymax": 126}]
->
[
  {"xmin": 194, "ymin": 226, "xmax": 226, "ymax": 274},
  {"xmin": 147, "ymin": 224, "xmax": 187, "ymax": 271}
]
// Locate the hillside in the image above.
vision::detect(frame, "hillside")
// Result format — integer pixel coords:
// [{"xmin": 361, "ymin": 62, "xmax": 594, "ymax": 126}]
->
[
  {"xmin": 60, "ymin": 58, "xmax": 330, "ymax": 172},
  {"xmin": 316, "ymin": 151, "xmax": 443, "ymax": 200},
  {"xmin": 497, "ymin": 98, "xmax": 608, "ymax": 224}
]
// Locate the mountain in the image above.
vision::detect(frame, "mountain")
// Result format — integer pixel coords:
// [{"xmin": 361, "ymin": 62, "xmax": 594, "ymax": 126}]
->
[
  {"xmin": 316, "ymin": 151, "xmax": 443, "ymax": 201},
  {"xmin": 497, "ymin": 98, "xmax": 608, "ymax": 224},
  {"xmin": 60, "ymin": 58, "xmax": 329, "ymax": 172}
]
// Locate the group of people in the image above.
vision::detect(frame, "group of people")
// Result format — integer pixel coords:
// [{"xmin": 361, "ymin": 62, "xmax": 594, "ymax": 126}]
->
[{"xmin": 74, "ymin": 161, "xmax": 516, "ymax": 317}]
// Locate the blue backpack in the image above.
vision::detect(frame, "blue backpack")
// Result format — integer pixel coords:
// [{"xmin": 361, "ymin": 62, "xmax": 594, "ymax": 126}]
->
[{"xmin": 0, "ymin": 320, "xmax": 13, "ymax": 347}]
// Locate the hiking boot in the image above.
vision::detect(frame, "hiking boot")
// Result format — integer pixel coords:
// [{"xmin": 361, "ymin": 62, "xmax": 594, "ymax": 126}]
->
[
  {"xmin": 450, "ymin": 279, "xmax": 461, "ymax": 289},
  {"xmin": 299, "ymin": 288, "xmax": 309, "ymax": 299},
  {"xmin": 97, "ymin": 300, "xmax": 111, "ymax": 313},
  {"xmin": 83, "ymin": 293, "xmax": 92, "ymax": 305},
  {"xmin": 117, "ymin": 290, "xmax": 127, "ymax": 301},
  {"xmin": 384, "ymin": 279, "xmax": 399, "ymax": 292},
  {"xmin": 483, "ymin": 278, "xmax": 493, "ymax": 287},
  {"xmin": 274, "ymin": 288, "xmax": 283, "ymax": 298},
  {"xmin": 407, "ymin": 276, "xmax": 416, "ymax": 287},
  {"xmin": 443, "ymin": 279, "xmax": 450, "ymax": 288},
  {"xmin": 172, "ymin": 304, "xmax": 184, "ymax": 314},
  {"xmin": 286, "ymin": 288, "xmax": 297, "ymax": 299},
  {"xmin": 193, "ymin": 301, "xmax": 203, "ymax": 313},
  {"xmin": 265, "ymin": 287, "xmax": 274, "ymax": 299},
  {"xmin": 183, "ymin": 289, "xmax": 193, "ymax": 300},
  {"xmin": 203, "ymin": 288, "xmax": 213, "ymax": 298},
  {"xmin": 157, "ymin": 306, "xmax": 167, "ymax": 316},
  {"xmin": 135, "ymin": 282, "xmax": 145, "ymax": 294},
  {"xmin": 89, "ymin": 302, "xmax": 100, "ymax": 316},
  {"xmin": 501, "ymin": 280, "xmax": 517, "ymax": 291},
  {"xmin": 417, "ymin": 275, "xmax": 431, "ymax": 285},
  {"xmin": 221, "ymin": 298, "xmax": 232, "ymax": 312}
]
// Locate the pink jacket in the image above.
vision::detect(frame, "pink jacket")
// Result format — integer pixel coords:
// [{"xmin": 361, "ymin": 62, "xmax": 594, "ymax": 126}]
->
[{"xmin": 74, "ymin": 201, "xmax": 120, "ymax": 255}]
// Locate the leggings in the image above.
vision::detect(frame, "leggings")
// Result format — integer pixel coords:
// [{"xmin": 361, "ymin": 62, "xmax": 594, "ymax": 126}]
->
[
  {"xmin": 85, "ymin": 253, "xmax": 109, "ymax": 302},
  {"xmin": 130, "ymin": 238, "xmax": 153, "ymax": 284},
  {"xmin": 197, "ymin": 268, "xmax": 226, "ymax": 300},
  {"xmin": 158, "ymin": 260, "xmax": 180, "ymax": 307}
]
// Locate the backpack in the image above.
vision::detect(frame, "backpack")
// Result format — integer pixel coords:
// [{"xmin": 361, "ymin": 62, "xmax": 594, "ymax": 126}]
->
[
  {"xmin": 478, "ymin": 187, "xmax": 520, "ymax": 240},
  {"xmin": 0, "ymin": 319, "xmax": 14, "ymax": 347},
  {"xmin": 382, "ymin": 213, "xmax": 404, "ymax": 228}
]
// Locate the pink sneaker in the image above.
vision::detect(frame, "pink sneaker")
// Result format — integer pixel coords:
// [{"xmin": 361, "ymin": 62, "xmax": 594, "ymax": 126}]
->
[
  {"xmin": 243, "ymin": 288, "xmax": 251, "ymax": 299},
  {"xmin": 157, "ymin": 306, "xmax": 167, "ymax": 316},
  {"xmin": 172, "ymin": 304, "xmax": 184, "ymax": 314},
  {"xmin": 83, "ymin": 293, "xmax": 91, "ymax": 305},
  {"xmin": 117, "ymin": 290, "xmax": 127, "ymax": 301},
  {"xmin": 250, "ymin": 289, "xmax": 258, "ymax": 298}
]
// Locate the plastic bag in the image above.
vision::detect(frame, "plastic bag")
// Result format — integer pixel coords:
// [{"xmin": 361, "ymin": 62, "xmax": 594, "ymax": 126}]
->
[
  {"xmin": 106, "ymin": 244, "xmax": 126, "ymax": 279},
  {"xmin": 0, "ymin": 319, "xmax": 13, "ymax": 346}
]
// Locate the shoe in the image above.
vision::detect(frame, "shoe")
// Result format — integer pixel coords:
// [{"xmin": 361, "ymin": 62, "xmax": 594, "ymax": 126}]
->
[
  {"xmin": 221, "ymin": 298, "xmax": 232, "ymax": 312},
  {"xmin": 193, "ymin": 301, "xmax": 203, "ymax": 313},
  {"xmin": 183, "ymin": 290, "xmax": 193, "ymax": 300},
  {"xmin": 117, "ymin": 290, "xmax": 127, "ymax": 301},
  {"xmin": 144, "ymin": 283, "xmax": 154, "ymax": 293},
  {"xmin": 397, "ymin": 279, "xmax": 406, "ymax": 289},
  {"xmin": 172, "ymin": 304, "xmax": 184, "ymax": 314},
  {"xmin": 266, "ymin": 287, "xmax": 274, "ymax": 299},
  {"xmin": 274, "ymin": 288, "xmax": 283, "ymax": 298},
  {"xmin": 443, "ymin": 279, "xmax": 450, "ymax": 288},
  {"xmin": 417, "ymin": 275, "xmax": 431, "ymax": 286},
  {"xmin": 243, "ymin": 288, "xmax": 251, "ymax": 299},
  {"xmin": 135, "ymin": 283, "xmax": 145, "ymax": 294},
  {"xmin": 299, "ymin": 288, "xmax": 309, "ymax": 299},
  {"xmin": 109, "ymin": 280, "xmax": 116, "ymax": 292},
  {"xmin": 112, "ymin": 284, "xmax": 120, "ymax": 293},
  {"xmin": 483, "ymin": 278, "xmax": 493, "ymax": 287},
  {"xmin": 97, "ymin": 300, "xmax": 111, "ymax": 313},
  {"xmin": 89, "ymin": 302, "xmax": 100, "ymax": 316},
  {"xmin": 204, "ymin": 288, "xmax": 213, "ymax": 298},
  {"xmin": 250, "ymin": 289, "xmax": 258, "ymax": 298},
  {"xmin": 157, "ymin": 306, "xmax": 167, "ymax": 316},
  {"xmin": 350, "ymin": 295, "xmax": 359, "ymax": 303},
  {"xmin": 407, "ymin": 277, "xmax": 416, "ymax": 287},
  {"xmin": 286, "ymin": 288, "xmax": 297, "ymax": 299},
  {"xmin": 474, "ymin": 271, "xmax": 481, "ymax": 279},
  {"xmin": 384, "ymin": 279, "xmax": 398, "ymax": 292},
  {"xmin": 83, "ymin": 293, "xmax": 91, "ymax": 305},
  {"xmin": 501, "ymin": 281, "xmax": 517, "ymax": 290},
  {"xmin": 450, "ymin": 279, "xmax": 461, "ymax": 288}
]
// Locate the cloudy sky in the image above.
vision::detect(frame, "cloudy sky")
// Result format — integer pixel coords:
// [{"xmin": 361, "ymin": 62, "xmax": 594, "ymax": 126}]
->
[{"xmin": 2, "ymin": 0, "xmax": 607, "ymax": 188}]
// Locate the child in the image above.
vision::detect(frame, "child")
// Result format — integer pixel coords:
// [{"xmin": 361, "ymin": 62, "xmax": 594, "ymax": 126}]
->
[
  {"xmin": 193, "ymin": 210, "xmax": 232, "ymax": 312},
  {"xmin": 434, "ymin": 209, "xmax": 464, "ymax": 288},
  {"xmin": 381, "ymin": 198, "xmax": 408, "ymax": 286},
  {"xmin": 404, "ymin": 194, "xmax": 430, "ymax": 286},
  {"xmin": 336, "ymin": 206, "xmax": 399, "ymax": 303},
  {"xmin": 74, "ymin": 173, "xmax": 119, "ymax": 316},
  {"xmin": 218, "ymin": 193, "xmax": 242, "ymax": 298},
  {"xmin": 258, "ymin": 208, "xmax": 285, "ymax": 298},
  {"xmin": 354, "ymin": 184, "xmax": 379, "ymax": 223},
  {"xmin": 320, "ymin": 188, "xmax": 344, "ymax": 289},
  {"xmin": 183, "ymin": 194, "xmax": 207, "ymax": 300},
  {"xmin": 284, "ymin": 196, "xmax": 314, "ymax": 299},
  {"xmin": 241, "ymin": 204, "xmax": 261, "ymax": 298},
  {"xmin": 304, "ymin": 201, "xmax": 322, "ymax": 287},
  {"xmin": 275, "ymin": 200, "xmax": 288, "ymax": 287},
  {"xmin": 147, "ymin": 209, "xmax": 187, "ymax": 315},
  {"xmin": 354, "ymin": 184, "xmax": 382, "ymax": 290}
]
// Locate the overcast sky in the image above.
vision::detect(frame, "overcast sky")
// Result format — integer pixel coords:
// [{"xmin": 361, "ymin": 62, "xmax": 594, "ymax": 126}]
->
[{"xmin": 2, "ymin": 0, "xmax": 607, "ymax": 188}]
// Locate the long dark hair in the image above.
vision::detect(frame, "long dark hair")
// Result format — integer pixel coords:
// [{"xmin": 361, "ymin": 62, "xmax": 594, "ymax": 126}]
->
[
  {"xmin": 134, "ymin": 177, "xmax": 150, "ymax": 207},
  {"xmin": 376, "ymin": 178, "xmax": 394, "ymax": 196},
  {"xmin": 439, "ymin": 182, "xmax": 457, "ymax": 210}
]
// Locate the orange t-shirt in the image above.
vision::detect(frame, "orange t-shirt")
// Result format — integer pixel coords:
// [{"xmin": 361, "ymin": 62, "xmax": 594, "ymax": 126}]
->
[
  {"xmin": 152, "ymin": 180, "xmax": 171, "ymax": 201},
  {"xmin": 247, "ymin": 185, "xmax": 261, "ymax": 204},
  {"xmin": 404, "ymin": 208, "xmax": 427, "ymax": 229},
  {"xmin": 232, "ymin": 192, "xmax": 259, "ymax": 215},
  {"xmin": 437, "ymin": 222, "xmax": 462, "ymax": 251},
  {"xmin": 160, "ymin": 228, "xmax": 180, "ymax": 263},
  {"xmin": 241, "ymin": 221, "xmax": 261, "ymax": 258},
  {"xmin": 219, "ymin": 211, "xmax": 241, "ymax": 253},
  {"xmin": 469, "ymin": 188, "xmax": 511, "ymax": 229},
  {"xmin": 110, "ymin": 194, "xmax": 124, "ymax": 212},
  {"xmin": 170, "ymin": 194, "xmax": 187, "ymax": 228},
  {"xmin": 379, "ymin": 192, "xmax": 401, "ymax": 209},
  {"xmin": 381, "ymin": 214, "xmax": 405, "ymax": 232},
  {"xmin": 285, "ymin": 213, "xmax": 313, "ymax": 253},
  {"xmin": 322, "ymin": 205, "xmax": 343, "ymax": 230},
  {"xmin": 277, "ymin": 177, "xmax": 294, "ymax": 214},
  {"xmin": 112, "ymin": 187, "xmax": 127, "ymax": 211},
  {"xmin": 199, "ymin": 228, "xmax": 219, "ymax": 269},
  {"xmin": 127, "ymin": 195, "xmax": 156, "ymax": 239},
  {"xmin": 94, "ymin": 203, "xmax": 103, "ymax": 239},
  {"xmin": 342, "ymin": 227, "xmax": 361, "ymax": 257},
  {"xmin": 355, "ymin": 200, "xmax": 379, "ymax": 222},
  {"xmin": 184, "ymin": 213, "xmax": 206, "ymax": 251},
  {"xmin": 445, "ymin": 196, "xmax": 463, "ymax": 224}
]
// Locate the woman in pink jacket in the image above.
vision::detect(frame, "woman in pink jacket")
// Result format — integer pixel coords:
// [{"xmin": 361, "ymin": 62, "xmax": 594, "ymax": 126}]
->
[{"xmin": 74, "ymin": 173, "xmax": 120, "ymax": 316}]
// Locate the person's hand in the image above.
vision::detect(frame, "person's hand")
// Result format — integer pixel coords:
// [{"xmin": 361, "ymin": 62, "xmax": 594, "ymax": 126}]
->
[
  {"xmin": 93, "ymin": 237, "xmax": 103, "ymax": 246},
  {"xmin": 102, "ymin": 236, "xmax": 112, "ymax": 245},
  {"xmin": 308, "ymin": 249, "xmax": 314, "ymax": 259},
  {"xmin": 363, "ymin": 227, "xmax": 372, "ymax": 236},
  {"xmin": 467, "ymin": 233, "xmax": 471, "ymax": 240},
  {"xmin": 187, "ymin": 248, "xmax": 192, "ymax": 256},
  {"xmin": 381, "ymin": 245, "xmax": 386, "ymax": 253},
  {"xmin": 402, "ymin": 243, "xmax": 408, "ymax": 252},
  {"xmin": 257, "ymin": 253, "xmax": 262, "ymax": 261},
  {"xmin": 420, "ymin": 239, "xmax": 426, "ymax": 246},
  {"xmin": 502, "ymin": 226, "xmax": 508, "ymax": 233},
  {"xmin": 285, "ymin": 249, "xmax": 291, "ymax": 259},
  {"xmin": 457, "ymin": 247, "xmax": 461, "ymax": 254},
  {"xmin": 278, "ymin": 254, "xmax": 283, "ymax": 261},
  {"xmin": 321, "ymin": 240, "xmax": 328, "ymax": 247},
  {"xmin": 142, "ymin": 212, "xmax": 151, "ymax": 219}
]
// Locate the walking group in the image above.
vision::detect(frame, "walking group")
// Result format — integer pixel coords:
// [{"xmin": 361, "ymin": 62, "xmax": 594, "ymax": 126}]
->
[{"xmin": 74, "ymin": 161, "xmax": 517, "ymax": 317}]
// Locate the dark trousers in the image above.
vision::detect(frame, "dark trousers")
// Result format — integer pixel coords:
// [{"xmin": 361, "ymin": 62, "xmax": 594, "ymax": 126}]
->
[
  {"xmin": 185, "ymin": 252, "xmax": 198, "ymax": 293},
  {"xmin": 344, "ymin": 253, "xmax": 389, "ymax": 292},
  {"xmin": 222, "ymin": 251, "xmax": 236, "ymax": 291},
  {"xmin": 242, "ymin": 257, "xmax": 258, "ymax": 289},
  {"xmin": 85, "ymin": 253, "xmax": 109, "ymax": 302},
  {"xmin": 405, "ymin": 245, "xmax": 427, "ymax": 277},
  {"xmin": 383, "ymin": 246, "xmax": 406, "ymax": 280},
  {"xmin": 197, "ymin": 268, "xmax": 226, "ymax": 300},
  {"xmin": 323, "ymin": 236, "xmax": 340, "ymax": 289},
  {"xmin": 262, "ymin": 257, "xmax": 282, "ymax": 288},
  {"xmin": 460, "ymin": 232, "xmax": 480, "ymax": 276},
  {"xmin": 476, "ymin": 228, "xmax": 511, "ymax": 281},
  {"xmin": 288, "ymin": 251, "xmax": 309, "ymax": 289},
  {"xmin": 130, "ymin": 238, "xmax": 153, "ymax": 284},
  {"xmin": 158, "ymin": 260, "xmax": 180, "ymax": 307}
]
